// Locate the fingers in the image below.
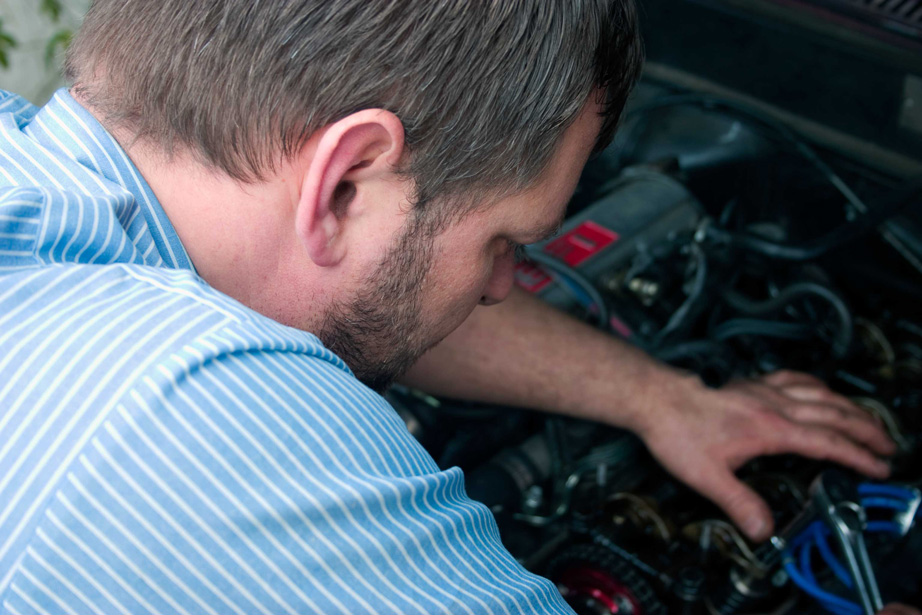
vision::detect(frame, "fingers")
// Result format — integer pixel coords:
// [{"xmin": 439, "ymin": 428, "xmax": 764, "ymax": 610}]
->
[
  {"xmin": 781, "ymin": 402, "xmax": 896, "ymax": 456},
  {"xmin": 761, "ymin": 371, "xmax": 897, "ymax": 456},
  {"xmin": 686, "ymin": 467, "xmax": 774, "ymax": 541},
  {"xmin": 760, "ymin": 369, "xmax": 825, "ymax": 388},
  {"xmin": 878, "ymin": 604, "xmax": 922, "ymax": 615},
  {"xmin": 784, "ymin": 425, "xmax": 891, "ymax": 479},
  {"xmin": 780, "ymin": 383, "xmax": 860, "ymax": 409}
]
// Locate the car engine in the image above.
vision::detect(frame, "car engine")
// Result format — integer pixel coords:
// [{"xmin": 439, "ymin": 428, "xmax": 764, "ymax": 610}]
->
[{"xmin": 389, "ymin": 76, "xmax": 922, "ymax": 614}]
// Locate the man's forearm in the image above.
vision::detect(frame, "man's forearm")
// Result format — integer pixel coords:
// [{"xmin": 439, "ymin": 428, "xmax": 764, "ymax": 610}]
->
[
  {"xmin": 403, "ymin": 287, "xmax": 895, "ymax": 541},
  {"xmin": 401, "ymin": 286, "xmax": 696, "ymax": 433}
]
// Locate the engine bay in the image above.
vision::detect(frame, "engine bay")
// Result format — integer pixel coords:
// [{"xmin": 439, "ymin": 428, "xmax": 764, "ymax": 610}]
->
[{"xmin": 389, "ymin": 80, "xmax": 922, "ymax": 614}]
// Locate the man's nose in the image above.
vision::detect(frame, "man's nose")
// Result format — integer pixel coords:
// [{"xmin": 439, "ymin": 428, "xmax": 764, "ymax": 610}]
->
[{"xmin": 479, "ymin": 252, "xmax": 515, "ymax": 306}]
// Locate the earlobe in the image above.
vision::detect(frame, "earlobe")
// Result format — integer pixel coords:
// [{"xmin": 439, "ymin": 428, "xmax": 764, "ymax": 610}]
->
[{"xmin": 295, "ymin": 110, "xmax": 405, "ymax": 268}]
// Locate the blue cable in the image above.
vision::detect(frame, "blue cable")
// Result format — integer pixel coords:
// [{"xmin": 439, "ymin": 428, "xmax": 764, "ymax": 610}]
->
[
  {"xmin": 796, "ymin": 543, "xmax": 857, "ymax": 615},
  {"xmin": 786, "ymin": 484, "xmax": 918, "ymax": 615},
  {"xmin": 791, "ymin": 521, "xmax": 825, "ymax": 550},
  {"xmin": 862, "ymin": 497, "xmax": 910, "ymax": 511},
  {"xmin": 822, "ymin": 600, "xmax": 865, "ymax": 615},
  {"xmin": 789, "ymin": 497, "xmax": 911, "ymax": 615},
  {"xmin": 866, "ymin": 520, "xmax": 902, "ymax": 534},
  {"xmin": 823, "ymin": 601, "xmax": 864, "ymax": 615},
  {"xmin": 800, "ymin": 538, "xmax": 816, "ymax": 583},
  {"xmin": 813, "ymin": 523, "xmax": 853, "ymax": 588},
  {"xmin": 858, "ymin": 483, "xmax": 918, "ymax": 501},
  {"xmin": 783, "ymin": 558, "xmax": 862, "ymax": 615},
  {"xmin": 550, "ymin": 274, "xmax": 594, "ymax": 311}
]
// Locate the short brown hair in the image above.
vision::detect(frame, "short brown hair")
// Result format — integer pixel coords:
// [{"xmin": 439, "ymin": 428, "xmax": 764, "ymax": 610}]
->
[{"xmin": 67, "ymin": 1, "xmax": 642, "ymax": 211}]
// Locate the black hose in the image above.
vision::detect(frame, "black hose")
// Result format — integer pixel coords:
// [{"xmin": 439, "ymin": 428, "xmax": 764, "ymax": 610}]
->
[
  {"xmin": 624, "ymin": 94, "xmax": 922, "ymax": 267},
  {"xmin": 654, "ymin": 339, "xmax": 731, "ymax": 363},
  {"xmin": 706, "ymin": 175, "xmax": 922, "ymax": 262},
  {"xmin": 624, "ymin": 94, "xmax": 869, "ymax": 213},
  {"xmin": 722, "ymin": 282, "xmax": 853, "ymax": 357},
  {"xmin": 711, "ymin": 318, "xmax": 814, "ymax": 343}
]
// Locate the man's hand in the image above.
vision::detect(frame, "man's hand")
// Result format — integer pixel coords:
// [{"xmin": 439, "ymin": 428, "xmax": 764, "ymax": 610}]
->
[
  {"xmin": 879, "ymin": 604, "xmax": 922, "ymax": 615},
  {"xmin": 633, "ymin": 369, "xmax": 896, "ymax": 540},
  {"xmin": 403, "ymin": 287, "xmax": 896, "ymax": 542}
]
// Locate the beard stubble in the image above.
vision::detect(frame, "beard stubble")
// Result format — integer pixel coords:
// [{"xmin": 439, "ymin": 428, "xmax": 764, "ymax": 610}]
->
[{"xmin": 316, "ymin": 214, "xmax": 439, "ymax": 392}]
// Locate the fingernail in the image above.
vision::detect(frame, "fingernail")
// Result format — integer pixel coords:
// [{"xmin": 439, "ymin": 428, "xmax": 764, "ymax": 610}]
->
[{"xmin": 744, "ymin": 517, "xmax": 767, "ymax": 539}]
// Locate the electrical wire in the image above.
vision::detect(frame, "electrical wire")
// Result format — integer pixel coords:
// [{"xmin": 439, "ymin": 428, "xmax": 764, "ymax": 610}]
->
[
  {"xmin": 813, "ymin": 524, "xmax": 853, "ymax": 588},
  {"xmin": 800, "ymin": 535, "xmax": 853, "ymax": 615},
  {"xmin": 524, "ymin": 248, "xmax": 610, "ymax": 328},
  {"xmin": 652, "ymin": 242, "xmax": 707, "ymax": 347},
  {"xmin": 801, "ymin": 538, "xmax": 816, "ymax": 584},
  {"xmin": 783, "ymin": 559, "xmax": 862, "ymax": 615},
  {"xmin": 860, "ymin": 497, "xmax": 910, "ymax": 511},
  {"xmin": 858, "ymin": 484, "xmax": 919, "ymax": 501},
  {"xmin": 783, "ymin": 488, "xmax": 919, "ymax": 615},
  {"xmin": 555, "ymin": 275, "xmax": 596, "ymax": 310},
  {"xmin": 866, "ymin": 521, "xmax": 902, "ymax": 534}
]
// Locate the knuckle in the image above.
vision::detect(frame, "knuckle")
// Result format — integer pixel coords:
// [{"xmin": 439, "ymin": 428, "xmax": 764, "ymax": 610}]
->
[
  {"xmin": 804, "ymin": 429, "xmax": 847, "ymax": 456},
  {"xmin": 783, "ymin": 404, "xmax": 811, "ymax": 421},
  {"xmin": 823, "ymin": 430, "xmax": 849, "ymax": 449},
  {"xmin": 801, "ymin": 403, "xmax": 828, "ymax": 418},
  {"xmin": 827, "ymin": 404, "xmax": 850, "ymax": 420}
]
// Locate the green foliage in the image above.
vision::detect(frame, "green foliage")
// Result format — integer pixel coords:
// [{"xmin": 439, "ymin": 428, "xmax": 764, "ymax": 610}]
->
[
  {"xmin": 0, "ymin": 18, "xmax": 17, "ymax": 69},
  {"xmin": 0, "ymin": 1, "xmax": 73, "ymax": 72},
  {"xmin": 44, "ymin": 29, "xmax": 71, "ymax": 68},
  {"xmin": 40, "ymin": 0, "xmax": 64, "ymax": 22}
]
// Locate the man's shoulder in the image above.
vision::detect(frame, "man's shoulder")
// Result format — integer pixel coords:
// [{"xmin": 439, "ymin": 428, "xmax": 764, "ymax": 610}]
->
[
  {"xmin": 0, "ymin": 90, "xmax": 40, "ymax": 127},
  {"xmin": 0, "ymin": 261, "xmax": 336, "ymax": 369}
]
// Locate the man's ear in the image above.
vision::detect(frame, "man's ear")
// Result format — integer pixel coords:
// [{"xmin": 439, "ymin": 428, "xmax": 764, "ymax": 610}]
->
[{"xmin": 296, "ymin": 109, "xmax": 405, "ymax": 267}]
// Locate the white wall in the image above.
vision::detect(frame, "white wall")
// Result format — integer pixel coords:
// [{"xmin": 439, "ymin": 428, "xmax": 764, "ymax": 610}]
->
[{"xmin": 0, "ymin": 0, "xmax": 89, "ymax": 104}]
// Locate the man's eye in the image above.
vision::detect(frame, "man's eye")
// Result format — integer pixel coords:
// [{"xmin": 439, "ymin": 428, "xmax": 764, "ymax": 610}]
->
[{"xmin": 510, "ymin": 241, "xmax": 527, "ymax": 264}]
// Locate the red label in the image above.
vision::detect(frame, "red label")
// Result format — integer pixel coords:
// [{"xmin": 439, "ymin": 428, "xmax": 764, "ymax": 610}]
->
[
  {"xmin": 542, "ymin": 221, "xmax": 619, "ymax": 267},
  {"xmin": 514, "ymin": 261, "xmax": 552, "ymax": 293}
]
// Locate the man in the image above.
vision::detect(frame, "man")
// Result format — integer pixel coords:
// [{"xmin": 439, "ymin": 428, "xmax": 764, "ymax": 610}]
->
[{"xmin": 0, "ymin": 1, "xmax": 905, "ymax": 613}]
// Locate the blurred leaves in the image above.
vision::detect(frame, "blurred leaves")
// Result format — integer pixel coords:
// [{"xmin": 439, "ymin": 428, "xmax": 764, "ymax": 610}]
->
[
  {"xmin": 0, "ymin": 0, "xmax": 73, "ymax": 71},
  {"xmin": 40, "ymin": 0, "xmax": 64, "ymax": 22},
  {"xmin": 0, "ymin": 18, "xmax": 17, "ymax": 69},
  {"xmin": 42, "ymin": 0, "xmax": 72, "ymax": 68},
  {"xmin": 44, "ymin": 29, "xmax": 70, "ymax": 68}
]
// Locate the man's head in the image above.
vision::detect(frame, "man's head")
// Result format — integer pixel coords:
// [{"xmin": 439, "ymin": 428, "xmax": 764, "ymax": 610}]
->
[
  {"xmin": 316, "ymin": 100, "xmax": 607, "ymax": 391},
  {"xmin": 66, "ymin": 0, "xmax": 642, "ymax": 389}
]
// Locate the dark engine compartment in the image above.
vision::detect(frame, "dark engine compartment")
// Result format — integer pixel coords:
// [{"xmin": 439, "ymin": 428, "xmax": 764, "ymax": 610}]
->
[{"xmin": 390, "ymin": 74, "xmax": 922, "ymax": 614}]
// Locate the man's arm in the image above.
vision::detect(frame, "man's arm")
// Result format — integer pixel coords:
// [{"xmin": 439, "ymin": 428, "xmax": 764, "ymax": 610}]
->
[{"xmin": 402, "ymin": 286, "xmax": 896, "ymax": 541}]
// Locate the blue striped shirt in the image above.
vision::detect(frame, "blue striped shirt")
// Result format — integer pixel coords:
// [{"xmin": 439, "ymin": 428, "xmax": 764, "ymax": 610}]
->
[{"xmin": 0, "ymin": 88, "xmax": 573, "ymax": 615}]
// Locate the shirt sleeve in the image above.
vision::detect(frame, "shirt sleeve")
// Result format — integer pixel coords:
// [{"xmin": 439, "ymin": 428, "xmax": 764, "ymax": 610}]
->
[{"xmin": 8, "ymin": 328, "xmax": 575, "ymax": 615}]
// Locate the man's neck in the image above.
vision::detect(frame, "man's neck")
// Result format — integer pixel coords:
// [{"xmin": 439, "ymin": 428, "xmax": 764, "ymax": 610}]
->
[{"xmin": 81, "ymin": 96, "xmax": 314, "ymax": 325}]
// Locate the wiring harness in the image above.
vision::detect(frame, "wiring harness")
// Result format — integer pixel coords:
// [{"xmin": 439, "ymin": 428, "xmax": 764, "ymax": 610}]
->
[{"xmin": 782, "ymin": 484, "xmax": 921, "ymax": 615}]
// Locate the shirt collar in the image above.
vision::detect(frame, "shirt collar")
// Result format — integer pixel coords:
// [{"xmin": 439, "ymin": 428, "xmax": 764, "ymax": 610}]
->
[{"xmin": 34, "ymin": 88, "xmax": 195, "ymax": 272}]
